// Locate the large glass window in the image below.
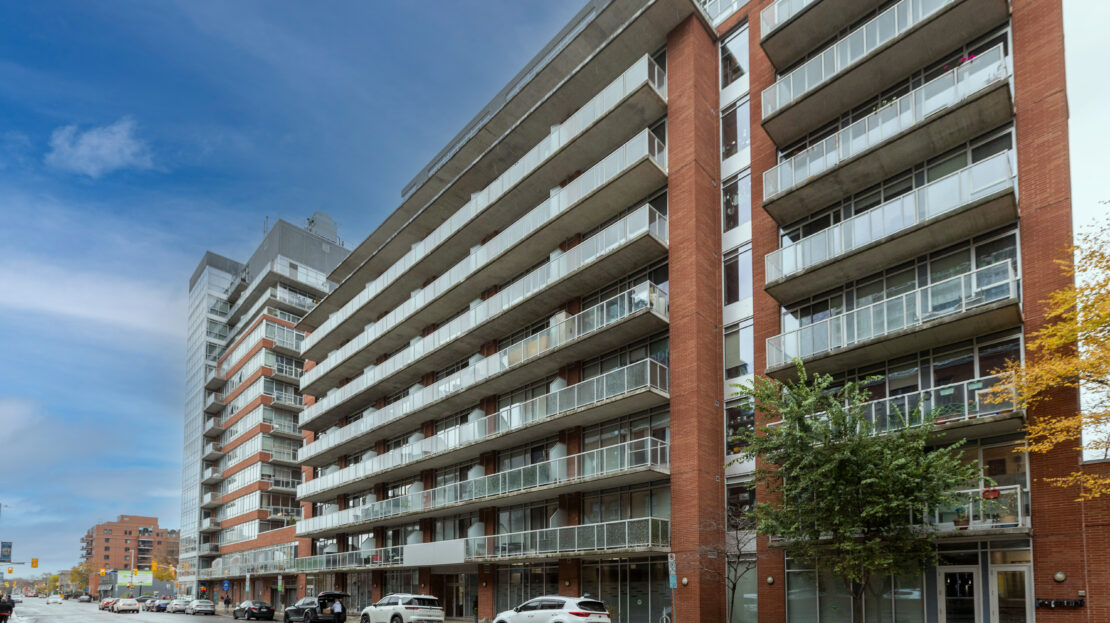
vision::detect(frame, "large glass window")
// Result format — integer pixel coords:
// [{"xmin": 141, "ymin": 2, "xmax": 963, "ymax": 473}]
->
[
  {"xmin": 723, "ymin": 172, "xmax": 751, "ymax": 233},
  {"xmin": 721, "ymin": 24, "xmax": 749, "ymax": 89},
  {"xmin": 726, "ymin": 400, "xmax": 755, "ymax": 455},
  {"xmin": 724, "ymin": 322, "xmax": 754, "ymax": 379},
  {"xmin": 724, "ymin": 247, "xmax": 753, "ymax": 306},
  {"xmin": 722, "ymin": 100, "xmax": 751, "ymax": 160}
]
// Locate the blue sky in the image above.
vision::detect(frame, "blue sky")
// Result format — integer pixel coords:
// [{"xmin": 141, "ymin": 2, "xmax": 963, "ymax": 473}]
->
[{"xmin": 0, "ymin": 0, "xmax": 1106, "ymax": 577}]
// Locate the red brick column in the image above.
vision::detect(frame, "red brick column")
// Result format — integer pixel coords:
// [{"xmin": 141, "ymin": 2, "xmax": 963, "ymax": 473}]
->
[
  {"xmin": 666, "ymin": 13, "xmax": 726, "ymax": 623},
  {"xmin": 478, "ymin": 564, "xmax": 496, "ymax": 621}
]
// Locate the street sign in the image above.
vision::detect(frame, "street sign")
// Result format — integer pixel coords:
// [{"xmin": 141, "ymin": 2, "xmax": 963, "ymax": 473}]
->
[
  {"xmin": 222, "ymin": 580, "xmax": 230, "ymax": 591},
  {"xmin": 667, "ymin": 553, "xmax": 677, "ymax": 589}
]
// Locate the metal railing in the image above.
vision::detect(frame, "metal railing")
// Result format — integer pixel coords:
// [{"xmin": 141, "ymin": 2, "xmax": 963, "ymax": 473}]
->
[
  {"xmin": 760, "ymin": 0, "xmax": 821, "ymax": 36},
  {"xmin": 298, "ymin": 359, "xmax": 670, "ymax": 500},
  {"xmin": 303, "ymin": 55, "xmax": 667, "ymax": 354},
  {"xmin": 464, "ymin": 518, "xmax": 669, "ymax": 561},
  {"xmin": 296, "ymin": 545, "xmax": 405, "ymax": 572},
  {"xmin": 763, "ymin": 44, "xmax": 1008, "ymax": 202},
  {"xmin": 767, "ymin": 262, "xmax": 1018, "ymax": 369},
  {"xmin": 298, "ymin": 282, "xmax": 669, "ymax": 459},
  {"xmin": 926, "ymin": 484, "xmax": 1028, "ymax": 532},
  {"xmin": 298, "ymin": 438, "xmax": 669, "ymax": 535},
  {"xmin": 859, "ymin": 375, "xmax": 1017, "ymax": 433},
  {"xmin": 299, "ymin": 209, "xmax": 669, "ymax": 428},
  {"xmin": 766, "ymin": 151, "xmax": 1015, "ymax": 282},
  {"xmin": 763, "ymin": 0, "xmax": 962, "ymax": 118},
  {"xmin": 302, "ymin": 130, "xmax": 668, "ymax": 388}
]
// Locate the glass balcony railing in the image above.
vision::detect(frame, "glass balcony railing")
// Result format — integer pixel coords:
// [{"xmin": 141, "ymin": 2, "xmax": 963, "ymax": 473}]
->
[
  {"xmin": 299, "ymin": 207, "xmax": 669, "ymax": 428},
  {"xmin": 763, "ymin": 0, "xmax": 963, "ymax": 119},
  {"xmin": 298, "ymin": 437, "xmax": 669, "ymax": 535},
  {"xmin": 304, "ymin": 55, "xmax": 667, "ymax": 354},
  {"xmin": 303, "ymin": 131, "xmax": 668, "ymax": 389},
  {"xmin": 765, "ymin": 151, "xmax": 1015, "ymax": 282},
  {"xmin": 464, "ymin": 517, "xmax": 669, "ymax": 561},
  {"xmin": 763, "ymin": 44, "xmax": 1008, "ymax": 202},
  {"xmin": 296, "ymin": 545, "xmax": 405, "ymax": 572},
  {"xmin": 925, "ymin": 484, "xmax": 1028, "ymax": 532},
  {"xmin": 298, "ymin": 358, "xmax": 670, "ymax": 500},
  {"xmin": 859, "ymin": 375, "xmax": 1017, "ymax": 433},
  {"xmin": 767, "ymin": 262, "xmax": 1019, "ymax": 369},
  {"xmin": 761, "ymin": 0, "xmax": 821, "ymax": 37},
  {"xmin": 299, "ymin": 282, "xmax": 667, "ymax": 453}
]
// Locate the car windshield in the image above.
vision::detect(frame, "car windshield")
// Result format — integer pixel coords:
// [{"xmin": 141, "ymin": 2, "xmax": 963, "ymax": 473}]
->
[
  {"xmin": 251, "ymin": 601, "xmax": 270, "ymax": 607},
  {"xmin": 406, "ymin": 597, "xmax": 439, "ymax": 607},
  {"xmin": 576, "ymin": 600, "xmax": 608, "ymax": 612}
]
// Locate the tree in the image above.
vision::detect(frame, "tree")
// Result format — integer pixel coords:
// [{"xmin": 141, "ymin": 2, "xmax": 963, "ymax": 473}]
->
[
  {"xmin": 69, "ymin": 563, "xmax": 91, "ymax": 589},
  {"xmin": 984, "ymin": 212, "xmax": 1110, "ymax": 500},
  {"xmin": 734, "ymin": 364, "xmax": 980, "ymax": 622},
  {"xmin": 153, "ymin": 555, "xmax": 177, "ymax": 582},
  {"xmin": 722, "ymin": 489, "xmax": 758, "ymax": 623}
]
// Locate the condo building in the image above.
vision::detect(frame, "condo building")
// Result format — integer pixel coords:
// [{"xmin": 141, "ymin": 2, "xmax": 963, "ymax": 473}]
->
[
  {"xmin": 180, "ymin": 216, "xmax": 349, "ymax": 605},
  {"xmin": 82, "ymin": 515, "xmax": 179, "ymax": 595},
  {"xmin": 286, "ymin": 0, "xmax": 1098, "ymax": 622}
]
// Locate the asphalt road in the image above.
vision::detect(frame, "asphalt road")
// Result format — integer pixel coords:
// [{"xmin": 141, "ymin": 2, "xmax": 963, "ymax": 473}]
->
[{"xmin": 8, "ymin": 598, "xmax": 234, "ymax": 622}]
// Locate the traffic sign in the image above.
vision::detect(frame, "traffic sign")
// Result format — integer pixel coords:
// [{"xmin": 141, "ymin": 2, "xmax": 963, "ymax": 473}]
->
[{"xmin": 222, "ymin": 580, "xmax": 230, "ymax": 591}]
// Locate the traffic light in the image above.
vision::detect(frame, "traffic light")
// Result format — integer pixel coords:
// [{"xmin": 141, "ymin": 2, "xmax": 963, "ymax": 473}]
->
[
  {"xmin": 31, "ymin": 558, "xmax": 38, "ymax": 568},
  {"xmin": 152, "ymin": 561, "xmax": 158, "ymax": 572},
  {"xmin": 5, "ymin": 567, "xmax": 10, "ymax": 575},
  {"xmin": 99, "ymin": 569, "xmax": 106, "ymax": 577}
]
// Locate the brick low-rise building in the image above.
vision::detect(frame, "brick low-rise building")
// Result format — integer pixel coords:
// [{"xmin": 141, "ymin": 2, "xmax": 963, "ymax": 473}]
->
[{"xmin": 81, "ymin": 515, "xmax": 178, "ymax": 594}]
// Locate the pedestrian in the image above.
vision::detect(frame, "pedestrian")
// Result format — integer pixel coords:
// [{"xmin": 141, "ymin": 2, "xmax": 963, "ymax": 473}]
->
[
  {"xmin": 224, "ymin": 594, "xmax": 232, "ymax": 613},
  {"xmin": 332, "ymin": 597, "xmax": 346, "ymax": 623},
  {"xmin": 0, "ymin": 593, "xmax": 12, "ymax": 623}
]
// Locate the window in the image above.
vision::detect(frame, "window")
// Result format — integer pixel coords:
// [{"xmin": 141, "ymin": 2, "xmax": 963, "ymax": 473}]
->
[
  {"xmin": 722, "ymin": 100, "xmax": 751, "ymax": 160},
  {"xmin": 726, "ymin": 400, "xmax": 755, "ymax": 455},
  {"xmin": 721, "ymin": 24, "xmax": 748, "ymax": 89},
  {"xmin": 723, "ymin": 247, "xmax": 753, "ymax": 306},
  {"xmin": 724, "ymin": 322, "xmax": 754, "ymax": 379},
  {"xmin": 722, "ymin": 172, "xmax": 751, "ymax": 233},
  {"xmin": 726, "ymin": 485, "xmax": 755, "ymax": 530}
]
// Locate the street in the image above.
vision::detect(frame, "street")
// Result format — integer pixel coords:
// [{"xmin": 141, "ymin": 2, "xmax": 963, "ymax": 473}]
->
[{"xmin": 8, "ymin": 598, "xmax": 239, "ymax": 622}]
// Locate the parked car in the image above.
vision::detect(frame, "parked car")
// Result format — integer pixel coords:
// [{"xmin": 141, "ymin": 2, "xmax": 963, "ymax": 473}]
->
[
  {"xmin": 186, "ymin": 599, "xmax": 216, "ymax": 615},
  {"xmin": 100, "ymin": 597, "xmax": 118, "ymax": 610},
  {"xmin": 9, "ymin": 595, "xmax": 20, "ymax": 604},
  {"xmin": 78, "ymin": 594, "xmax": 91, "ymax": 602},
  {"xmin": 167, "ymin": 599, "xmax": 190, "ymax": 613},
  {"xmin": 151, "ymin": 598, "xmax": 171, "ymax": 612},
  {"xmin": 234, "ymin": 599, "xmax": 276, "ymax": 620},
  {"xmin": 283, "ymin": 591, "xmax": 350, "ymax": 622},
  {"xmin": 359, "ymin": 594, "xmax": 444, "ymax": 623},
  {"xmin": 114, "ymin": 598, "xmax": 141, "ymax": 613},
  {"xmin": 494, "ymin": 596, "xmax": 610, "ymax": 623},
  {"xmin": 46, "ymin": 594, "xmax": 63, "ymax": 605}
]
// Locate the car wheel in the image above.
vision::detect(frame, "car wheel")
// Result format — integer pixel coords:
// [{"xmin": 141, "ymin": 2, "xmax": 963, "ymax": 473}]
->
[
  {"xmin": 391, "ymin": 616, "xmax": 403, "ymax": 623},
  {"xmin": 361, "ymin": 616, "xmax": 370, "ymax": 623},
  {"xmin": 234, "ymin": 612, "xmax": 239, "ymax": 620}
]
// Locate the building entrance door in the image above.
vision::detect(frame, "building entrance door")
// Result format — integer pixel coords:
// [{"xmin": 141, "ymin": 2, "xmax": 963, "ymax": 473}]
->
[
  {"xmin": 441, "ymin": 573, "xmax": 478, "ymax": 620},
  {"xmin": 938, "ymin": 566, "xmax": 981, "ymax": 623},
  {"xmin": 989, "ymin": 565, "xmax": 1032, "ymax": 623}
]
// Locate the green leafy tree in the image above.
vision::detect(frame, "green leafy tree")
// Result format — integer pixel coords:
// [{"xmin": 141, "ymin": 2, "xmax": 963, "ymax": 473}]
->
[
  {"xmin": 734, "ymin": 364, "xmax": 981, "ymax": 622},
  {"xmin": 69, "ymin": 563, "xmax": 91, "ymax": 590}
]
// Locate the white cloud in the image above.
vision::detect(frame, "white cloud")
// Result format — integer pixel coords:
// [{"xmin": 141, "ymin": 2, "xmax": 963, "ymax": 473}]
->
[
  {"xmin": 45, "ymin": 117, "xmax": 154, "ymax": 178},
  {"xmin": 0, "ymin": 254, "xmax": 185, "ymax": 340}
]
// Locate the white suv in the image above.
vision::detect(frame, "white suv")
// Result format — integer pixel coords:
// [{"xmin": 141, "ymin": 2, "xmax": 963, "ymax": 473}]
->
[
  {"xmin": 359, "ymin": 593, "xmax": 444, "ymax": 623},
  {"xmin": 495, "ymin": 596, "xmax": 610, "ymax": 623}
]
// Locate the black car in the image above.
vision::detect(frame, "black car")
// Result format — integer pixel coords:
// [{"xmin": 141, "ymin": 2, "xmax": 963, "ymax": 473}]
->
[
  {"xmin": 235, "ymin": 599, "xmax": 276, "ymax": 620},
  {"xmin": 283, "ymin": 591, "xmax": 350, "ymax": 622}
]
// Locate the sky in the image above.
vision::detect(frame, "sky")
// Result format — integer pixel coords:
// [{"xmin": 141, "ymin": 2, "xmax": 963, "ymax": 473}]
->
[{"xmin": 0, "ymin": 0, "xmax": 1105, "ymax": 577}]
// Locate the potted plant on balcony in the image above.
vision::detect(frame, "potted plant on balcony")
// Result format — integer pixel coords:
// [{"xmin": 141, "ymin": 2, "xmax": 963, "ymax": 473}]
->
[{"xmin": 953, "ymin": 506, "xmax": 970, "ymax": 529}]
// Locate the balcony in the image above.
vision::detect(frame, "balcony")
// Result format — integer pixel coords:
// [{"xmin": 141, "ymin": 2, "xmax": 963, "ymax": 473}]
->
[
  {"xmin": 302, "ymin": 132, "xmax": 669, "ymax": 393},
  {"xmin": 764, "ymin": 152, "xmax": 1016, "ymax": 302},
  {"xmin": 198, "ymin": 543, "xmax": 220, "ymax": 556},
  {"xmin": 298, "ymin": 359, "xmax": 670, "ymax": 503},
  {"xmin": 270, "ymin": 393, "xmax": 304, "ymax": 412},
  {"xmin": 761, "ymin": 0, "xmax": 1009, "ymax": 146},
  {"xmin": 297, "ymin": 545, "xmax": 405, "ymax": 573},
  {"xmin": 303, "ymin": 56, "xmax": 668, "ymax": 360},
  {"xmin": 202, "ymin": 416, "xmax": 223, "ymax": 439},
  {"xmin": 464, "ymin": 517, "xmax": 669, "ymax": 563},
  {"xmin": 762, "ymin": 45, "xmax": 1011, "ymax": 225},
  {"xmin": 199, "ymin": 518, "xmax": 221, "ymax": 533},
  {"xmin": 767, "ymin": 263, "xmax": 1021, "ymax": 377},
  {"xmin": 927, "ymin": 485, "xmax": 1029, "ymax": 536},
  {"xmin": 205, "ymin": 368, "xmax": 225, "ymax": 391},
  {"xmin": 299, "ymin": 208, "xmax": 669, "ymax": 432},
  {"xmin": 201, "ymin": 492, "xmax": 221, "ymax": 509},
  {"xmin": 857, "ymin": 375, "xmax": 1023, "ymax": 441},
  {"xmin": 202, "ymin": 443, "xmax": 224, "ymax": 461},
  {"xmin": 270, "ymin": 363, "xmax": 304, "ymax": 386},
  {"xmin": 266, "ymin": 477, "xmax": 301, "ymax": 494},
  {"xmin": 300, "ymin": 281, "xmax": 668, "ymax": 452},
  {"xmin": 201, "ymin": 466, "xmax": 222, "ymax": 485},
  {"xmin": 203, "ymin": 392, "xmax": 223, "ymax": 414},
  {"xmin": 265, "ymin": 447, "xmax": 299, "ymax": 467},
  {"xmin": 760, "ymin": 0, "xmax": 883, "ymax": 70},
  {"xmin": 298, "ymin": 438, "xmax": 669, "ymax": 537}
]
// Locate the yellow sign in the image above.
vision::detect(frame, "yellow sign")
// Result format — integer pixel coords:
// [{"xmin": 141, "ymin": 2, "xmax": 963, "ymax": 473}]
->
[
  {"xmin": 151, "ymin": 561, "xmax": 158, "ymax": 572},
  {"xmin": 31, "ymin": 558, "xmax": 38, "ymax": 568}
]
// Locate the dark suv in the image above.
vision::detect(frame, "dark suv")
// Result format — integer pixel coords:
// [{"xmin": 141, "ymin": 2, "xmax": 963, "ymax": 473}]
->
[{"xmin": 283, "ymin": 591, "xmax": 350, "ymax": 622}]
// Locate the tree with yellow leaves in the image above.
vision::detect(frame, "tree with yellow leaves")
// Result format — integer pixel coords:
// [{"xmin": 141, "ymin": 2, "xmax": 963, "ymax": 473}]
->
[{"xmin": 986, "ymin": 212, "xmax": 1110, "ymax": 499}]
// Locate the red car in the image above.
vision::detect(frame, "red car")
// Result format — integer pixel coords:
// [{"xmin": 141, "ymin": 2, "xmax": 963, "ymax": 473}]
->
[{"xmin": 99, "ymin": 597, "xmax": 117, "ymax": 610}]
